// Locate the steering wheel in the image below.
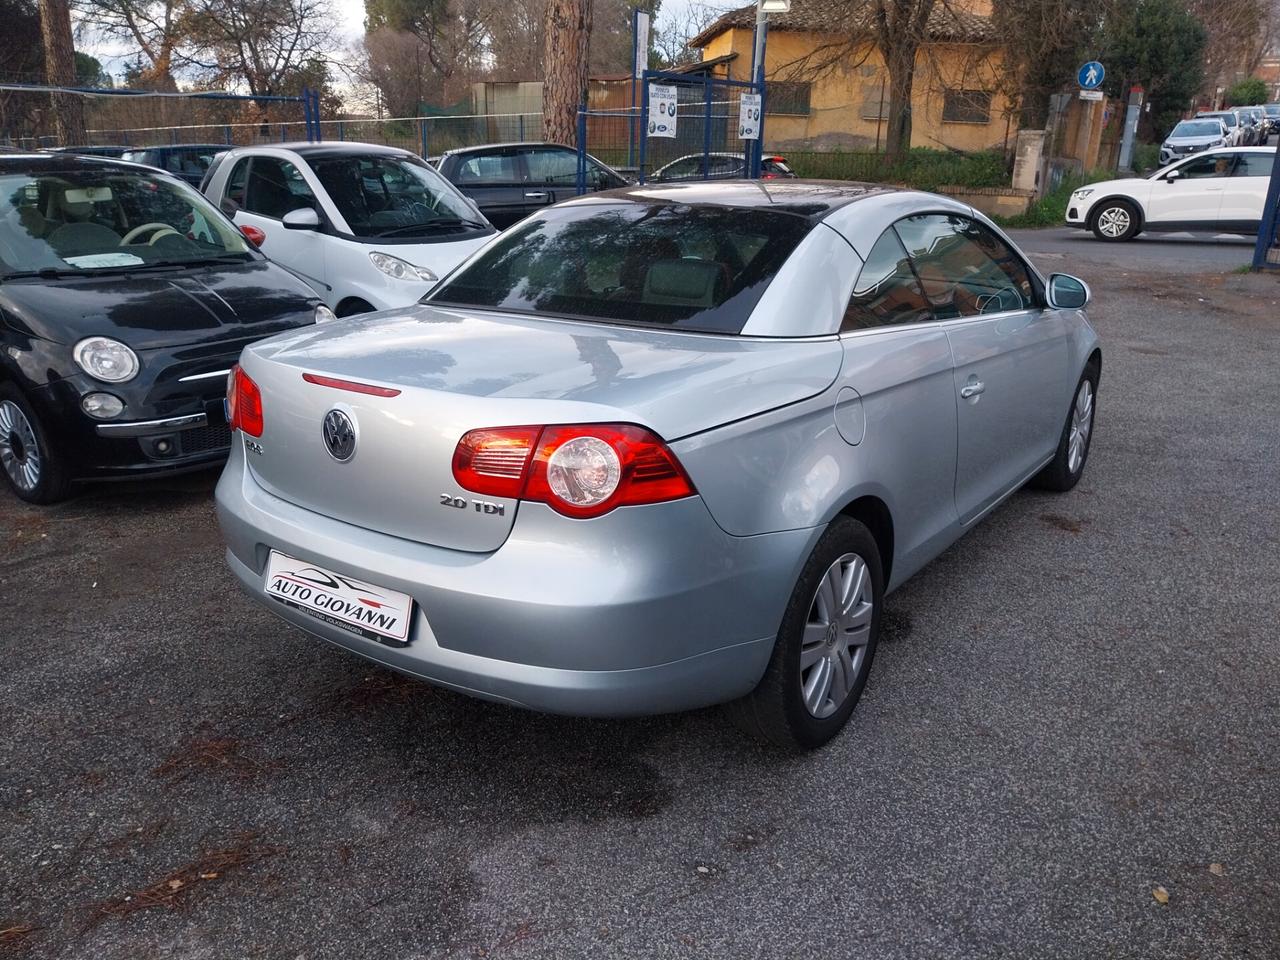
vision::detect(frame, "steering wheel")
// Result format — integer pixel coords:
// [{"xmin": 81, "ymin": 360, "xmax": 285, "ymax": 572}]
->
[{"xmin": 121, "ymin": 222, "xmax": 180, "ymax": 245}]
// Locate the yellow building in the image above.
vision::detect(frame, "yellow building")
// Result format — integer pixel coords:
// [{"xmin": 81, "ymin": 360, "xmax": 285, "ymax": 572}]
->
[{"xmin": 690, "ymin": 0, "xmax": 1015, "ymax": 153}]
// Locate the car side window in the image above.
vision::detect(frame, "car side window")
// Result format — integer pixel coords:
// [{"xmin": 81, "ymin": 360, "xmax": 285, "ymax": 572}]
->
[
  {"xmin": 455, "ymin": 152, "xmax": 521, "ymax": 184},
  {"xmin": 242, "ymin": 157, "xmax": 315, "ymax": 219},
  {"xmin": 893, "ymin": 214, "xmax": 1034, "ymax": 320},
  {"xmin": 225, "ymin": 157, "xmax": 251, "ymax": 208},
  {"xmin": 522, "ymin": 148, "xmax": 578, "ymax": 185},
  {"xmin": 1177, "ymin": 153, "xmax": 1234, "ymax": 178},
  {"xmin": 842, "ymin": 227, "xmax": 933, "ymax": 331},
  {"xmin": 1233, "ymin": 153, "xmax": 1276, "ymax": 177}
]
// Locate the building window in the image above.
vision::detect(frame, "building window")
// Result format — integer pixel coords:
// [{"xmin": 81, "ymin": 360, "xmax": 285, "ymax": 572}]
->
[
  {"xmin": 943, "ymin": 90, "xmax": 993, "ymax": 124},
  {"xmin": 860, "ymin": 82, "xmax": 889, "ymax": 121},
  {"xmin": 765, "ymin": 82, "xmax": 811, "ymax": 116}
]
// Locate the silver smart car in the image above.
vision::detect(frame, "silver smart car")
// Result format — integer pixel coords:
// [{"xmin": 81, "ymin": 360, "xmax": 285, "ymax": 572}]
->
[{"xmin": 215, "ymin": 182, "xmax": 1100, "ymax": 749}]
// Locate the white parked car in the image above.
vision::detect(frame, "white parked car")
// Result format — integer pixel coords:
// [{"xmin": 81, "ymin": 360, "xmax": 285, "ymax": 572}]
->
[
  {"xmin": 201, "ymin": 143, "xmax": 496, "ymax": 316},
  {"xmin": 1066, "ymin": 147, "xmax": 1276, "ymax": 241},
  {"xmin": 1159, "ymin": 118, "xmax": 1229, "ymax": 166}
]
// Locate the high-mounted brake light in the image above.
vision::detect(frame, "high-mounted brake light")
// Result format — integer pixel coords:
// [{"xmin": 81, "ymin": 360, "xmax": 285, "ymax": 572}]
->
[
  {"xmin": 452, "ymin": 423, "xmax": 695, "ymax": 518},
  {"xmin": 302, "ymin": 373, "xmax": 402, "ymax": 397},
  {"xmin": 227, "ymin": 363, "xmax": 264, "ymax": 437}
]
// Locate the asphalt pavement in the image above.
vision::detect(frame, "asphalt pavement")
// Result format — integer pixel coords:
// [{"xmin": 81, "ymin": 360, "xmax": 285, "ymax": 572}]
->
[{"xmin": 2, "ymin": 233, "xmax": 1278, "ymax": 959}]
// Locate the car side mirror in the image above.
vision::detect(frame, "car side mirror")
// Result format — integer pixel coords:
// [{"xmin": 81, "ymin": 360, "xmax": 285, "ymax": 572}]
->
[
  {"xmin": 1047, "ymin": 274, "xmax": 1090, "ymax": 310},
  {"xmin": 1165, "ymin": 168, "xmax": 1181, "ymax": 183},
  {"xmin": 282, "ymin": 207, "xmax": 320, "ymax": 230}
]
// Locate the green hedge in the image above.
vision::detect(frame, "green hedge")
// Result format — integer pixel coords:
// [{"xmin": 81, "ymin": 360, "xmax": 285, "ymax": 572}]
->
[{"xmin": 783, "ymin": 148, "xmax": 1010, "ymax": 190}]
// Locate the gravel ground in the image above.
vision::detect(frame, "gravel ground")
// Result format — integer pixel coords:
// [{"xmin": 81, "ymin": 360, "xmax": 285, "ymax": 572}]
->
[{"xmin": 2, "ymin": 237, "xmax": 1278, "ymax": 959}]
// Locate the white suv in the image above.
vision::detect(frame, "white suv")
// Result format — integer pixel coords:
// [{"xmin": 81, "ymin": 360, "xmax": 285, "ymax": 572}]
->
[
  {"xmin": 1065, "ymin": 147, "xmax": 1276, "ymax": 241},
  {"xmin": 202, "ymin": 142, "xmax": 495, "ymax": 315}
]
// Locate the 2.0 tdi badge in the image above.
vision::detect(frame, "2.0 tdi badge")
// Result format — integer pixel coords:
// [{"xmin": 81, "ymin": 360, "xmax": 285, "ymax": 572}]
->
[{"xmin": 322, "ymin": 409, "xmax": 357, "ymax": 462}]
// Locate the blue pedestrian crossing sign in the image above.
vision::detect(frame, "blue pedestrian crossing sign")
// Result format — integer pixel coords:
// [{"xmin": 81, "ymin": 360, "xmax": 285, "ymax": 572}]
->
[{"xmin": 1078, "ymin": 61, "xmax": 1105, "ymax": 90}]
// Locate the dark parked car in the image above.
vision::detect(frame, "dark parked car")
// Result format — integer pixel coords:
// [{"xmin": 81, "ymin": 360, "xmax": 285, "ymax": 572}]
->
[
  {"xmin": 0, "ymin": 153, "xmax": 329, "ymax": 503},
  {"xmin": 45, "ymin": 145, "xmax": 130, "ymax": 158},
  {"xmin": 434, "ymin": 142, "xmax": 628, "ymax": 229},
  {"xmin": 122, "ymin": 144, "xmax": 227, "ymax": 186},
  {"xmin": 649, "ymin": 152, "xmax": 797, "ymax": 183}
]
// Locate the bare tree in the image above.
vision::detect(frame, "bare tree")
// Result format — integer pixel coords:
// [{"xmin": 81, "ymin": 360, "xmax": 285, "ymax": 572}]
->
[
  {"xmin": 179, "ymin": 0, "xmax": 338, "ymax": 96},
  {"xmin": 73, "ymin": 0, "xmax": 185, "ymax": 88},
  {"xmin": 541, "ymin": 0, "xmax": 590, "ymax": 144},
  {"xmin": 653, "ymin": 0, "xmax": 720, "ymax": 68},
  {"xmin": 39, "ymin": 0, "xmax": 87, "ymax": 141},
  {"xmin": 1190, "ymin": 0, "xmax": 1277, "ymax": 99}
]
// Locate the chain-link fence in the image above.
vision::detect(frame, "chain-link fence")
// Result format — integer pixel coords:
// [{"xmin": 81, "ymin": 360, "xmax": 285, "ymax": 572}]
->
[
  {"xmin": 577, "ymin": 72, "xmax": 762, "ymax": 186},
  {"xmin": 316, "ymin": 113, "xmax": 544, "ymax": 159},
  {"xmin": 0, "ymin": 83, "xmax": 317, "ymax": 150}
]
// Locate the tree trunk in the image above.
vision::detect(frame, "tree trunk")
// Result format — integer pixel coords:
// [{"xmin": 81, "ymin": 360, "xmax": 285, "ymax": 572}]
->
[
  {"xmin": 882, "ymin": 42, "xmax": 917, "ymax": 160},
  {"xmin": 542, "ymin": 0, "xmax": 592, "ymax": 147},
  {"xmin": 38, "ymin": 0, "xmax": 87, "ymax": 145}
]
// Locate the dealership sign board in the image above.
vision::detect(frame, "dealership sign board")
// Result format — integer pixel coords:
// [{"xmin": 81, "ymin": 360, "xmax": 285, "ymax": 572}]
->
[
  {"xmin": 648, "ymin": 84, "xmax": 678, "ymax": 138},
  {"xmin": 739, "ymin": 93, "xmax": 762, "ymax": 139}
]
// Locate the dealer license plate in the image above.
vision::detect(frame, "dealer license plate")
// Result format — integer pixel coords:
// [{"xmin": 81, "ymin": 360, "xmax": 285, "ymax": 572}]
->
[{"xmin": 264, "ymin": 552, "xmax": 414, "ymax": 647}]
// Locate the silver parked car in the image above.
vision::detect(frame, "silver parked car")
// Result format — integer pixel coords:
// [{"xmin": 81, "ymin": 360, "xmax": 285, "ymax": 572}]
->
[{"xmin": 215, "ymin": 182, "xmax": 1101, "ymax": 748}]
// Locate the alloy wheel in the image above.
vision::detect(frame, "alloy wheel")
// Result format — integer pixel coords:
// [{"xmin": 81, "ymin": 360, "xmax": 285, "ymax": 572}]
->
[
  {"xmin": 0, "ymin": 399, "xmax": 41, "ymax": 493},
  {"xmin": 1097, "ymin": 206, "xmax": 1130, "ymax": 238},
  {"xmin": 1067, "ymin": 380, "xmax": 1094, "ymax": 475},
  {"xmin": 800, "ymin": 552, "xmax": 874, "ymax": 719}
]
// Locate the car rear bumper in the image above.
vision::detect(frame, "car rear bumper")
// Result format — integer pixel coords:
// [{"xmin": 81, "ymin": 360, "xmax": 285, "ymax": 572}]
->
[{"xmin": 215, "ymin": 440, "xmax": 814, "ymax": 716}]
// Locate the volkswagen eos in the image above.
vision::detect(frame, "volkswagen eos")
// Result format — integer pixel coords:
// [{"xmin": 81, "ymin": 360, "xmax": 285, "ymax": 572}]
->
[{"xmin": 216, "ymin": 182, "xmax": 1101, "ymax": 748}]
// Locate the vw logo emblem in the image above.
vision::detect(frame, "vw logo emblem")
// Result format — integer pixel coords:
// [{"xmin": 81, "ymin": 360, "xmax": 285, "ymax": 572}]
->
[{"xmin": 322, "ymin": 409, "xmax": 357, "ymax": 462}]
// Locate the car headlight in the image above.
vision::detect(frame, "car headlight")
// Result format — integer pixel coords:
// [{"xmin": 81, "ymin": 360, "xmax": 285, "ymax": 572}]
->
[
  {"xmin": 1072, "ymin": 188, "xmax": 1095, "ymax": 200},
  {"xmin": 73, "ymin": 337, "xmax": 139, "ymax": 383},
  {"xmin": 315, "ymin": 304, "xmax": 337, "ymax": 324},
  {"xmin": 369, "ymin": 251, "xmax": 437, "ymax": 282}
]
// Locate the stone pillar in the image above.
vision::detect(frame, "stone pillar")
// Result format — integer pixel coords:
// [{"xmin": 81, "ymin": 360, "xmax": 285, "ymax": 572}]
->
[{"xmin": 1012, "ymin": 129, "xmax": 1046, "ymax": 194}]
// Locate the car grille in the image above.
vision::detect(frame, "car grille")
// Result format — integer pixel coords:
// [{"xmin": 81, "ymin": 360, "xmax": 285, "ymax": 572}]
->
[{"xmin": 177, "ymin": 423, "xmax": 233, "ymax": 455}]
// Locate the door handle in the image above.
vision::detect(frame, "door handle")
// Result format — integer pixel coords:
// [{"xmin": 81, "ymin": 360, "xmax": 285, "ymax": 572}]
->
[
  {"xmin": 960, "ymin": 380, "xmax": 985, "ymax": 399},
  {"xmin": 524, "ymin": 191, "xmax": 547, "ymax": 199}
]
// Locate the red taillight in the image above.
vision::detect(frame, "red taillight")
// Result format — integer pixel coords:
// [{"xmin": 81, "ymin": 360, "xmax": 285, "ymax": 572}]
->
[
  {"xmin": 451, "ymin": 426, "xmax": 540, "ymax": 498},
  {"xmin": 227, "ymin": 363, "xmax": 264, "ymax": 437},
  {"xmin": 452, "ymin": 423, "xmax": 695, "ymax": 518},
  {"xmin": 240, "ymin": 224, "xmax": 266, "ymax": 247},
  {"xmin": 761, "ymin": 173, "xmax": 779, "ymax": 179}
]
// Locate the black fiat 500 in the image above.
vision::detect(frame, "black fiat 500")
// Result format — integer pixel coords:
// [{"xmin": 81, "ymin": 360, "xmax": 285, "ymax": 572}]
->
[{"xmin": 0, "ymin": 153, "xmax": 330, "ymax": 503}]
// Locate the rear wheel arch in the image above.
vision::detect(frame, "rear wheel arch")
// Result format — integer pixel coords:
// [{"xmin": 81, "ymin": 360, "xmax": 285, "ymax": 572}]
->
[{"xmin": 839, "ymin": 495, "xmax": 894, "ymax": 588}]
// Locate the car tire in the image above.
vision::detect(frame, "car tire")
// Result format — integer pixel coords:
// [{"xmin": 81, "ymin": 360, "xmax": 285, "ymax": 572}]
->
[
  {"xmin": 725, "ymin": 516, "xmax": 883, "ymax": 750},
  {"xmin": 1032, "ymin": 362, "xmax": 1099, "ymax": 493},
  {"xmin": 1090, "ymin": 200, "xmax": 1141, "ymax": 241},
  {"xmin": 0, "ymin": 383, "xmax": 73, "ymax": 504}
]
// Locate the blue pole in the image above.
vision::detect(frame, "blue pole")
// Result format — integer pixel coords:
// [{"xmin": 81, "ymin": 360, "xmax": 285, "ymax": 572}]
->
[
  {"xmin": 638, "ymin": 74, "xmax": 650, "ymax": 184},
  {"xmin": 1252, "ymin": 154, "xmax": 1280, "ymax": 269},
  {"xmin": 519, "ymin": 113, "xmax": 525, "ymax": 141},
  {"xmin": 224, "ymin": 125, "xmax": 231, "ymax": 145},
  {"xmin": 702, "ymin": 75, "xmax": 713, "ymax": 179},
  {"xmin": 629, "ymin": 6, "xmax": 640, "ymax": 169},
  {"xmin": 338, "ymin": 120, "xmax": 345, "ymax": 141},
  {"xmin": 577, "ymin": 109, "xmax": 588, "ymax": 194},
  {"xmin": 753, "ymin": 22, "xmax": 768, "ymax": 178},
  {"xmin": 420, "ymin": 117, "xmax": 429, "ymax": 158}
]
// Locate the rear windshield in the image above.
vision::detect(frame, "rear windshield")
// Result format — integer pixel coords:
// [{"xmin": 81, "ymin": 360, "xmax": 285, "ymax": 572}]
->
[
  {"xmin": 428, "ymin": 202, "xmax": 813, "ymax": 334},
  {"xmin": 1171, "ymin": 120, "xmax": 1222, "ymax": 138}
]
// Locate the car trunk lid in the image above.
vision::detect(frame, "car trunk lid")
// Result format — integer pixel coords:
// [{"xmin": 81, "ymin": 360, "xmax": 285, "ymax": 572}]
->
[{"xmin": 238, "ymin": 304, "xmax": 841, "ymax": 552}]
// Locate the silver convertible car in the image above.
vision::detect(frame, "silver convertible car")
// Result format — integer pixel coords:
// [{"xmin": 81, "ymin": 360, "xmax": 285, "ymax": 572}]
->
[{"xmin": 216, "ymin": 182, "xmax": 1100, "ymax": 749}]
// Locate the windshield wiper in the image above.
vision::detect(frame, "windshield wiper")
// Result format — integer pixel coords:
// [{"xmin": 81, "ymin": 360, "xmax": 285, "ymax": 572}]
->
[
  {"xmin": 375, "ymin": 218, "xmax": 486, "ymax": 237},
  {"xmin": 138, "ymin": 254, "xmax": 252, "ymax": 269}
]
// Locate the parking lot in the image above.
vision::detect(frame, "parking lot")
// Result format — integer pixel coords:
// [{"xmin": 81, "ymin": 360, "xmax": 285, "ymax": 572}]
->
[{"xmin": 2, "ymin": 231, "xmax": 1278, "ymax": 959}]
